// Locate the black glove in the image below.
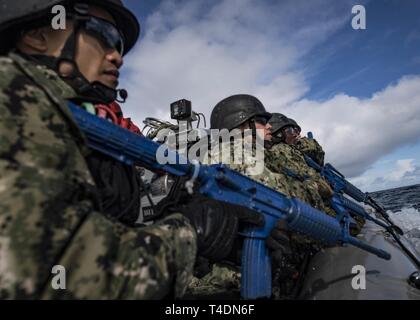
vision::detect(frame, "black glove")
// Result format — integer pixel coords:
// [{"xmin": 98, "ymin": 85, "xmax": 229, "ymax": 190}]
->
[
  {"xmin": 86, "ymin": 151, "xmax": 141, "ymax": 226},
  {"xmin": 267, "ymin": 220, "xmax": 315, "ymax": 298},
  {"xmin": 175, "ymin": 196, "xmax": 264, "ymax": 262},
  {"xmin": 266, "ymin": 219, "xmax": 293, "ymax": 267}
]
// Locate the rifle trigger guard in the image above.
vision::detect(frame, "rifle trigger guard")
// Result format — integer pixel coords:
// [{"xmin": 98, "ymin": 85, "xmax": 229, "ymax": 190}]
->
[{"xmin": 185, "ymin": 160, "xmax": 200, "ymax": 195}]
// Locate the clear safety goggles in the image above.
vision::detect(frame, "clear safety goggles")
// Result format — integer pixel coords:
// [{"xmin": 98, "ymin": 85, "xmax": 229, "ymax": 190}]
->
[
  {"xmin": 283, "ymin": 126, "xmax": 301, "ymax": 136},
  {"xmin": 81, "ymin": 16, "xmax": 125, "ymax": 56}
]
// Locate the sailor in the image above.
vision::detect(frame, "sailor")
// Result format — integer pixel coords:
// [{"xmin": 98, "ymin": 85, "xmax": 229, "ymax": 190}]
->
[
  {"xmin": 268, "ymin": 114, "xmax": 302, "ymax": 146},
  {"xmin": 266, "ymin": 113, "xmax": 334, "ymax": 214},
  {"xmin": 207, "ymin": 94, "xmax": 292, "ymax": 195},
  {"xmin": 187, "ymin": 95, "xmax": 324, "ymax": 299},
  {"xmin": 268, "ymin": 114, "xmax": 325, "ymax": 166},
  {"xmin": 0, "ymin": 0, "xmax": 263, "ymax": 299},
  {"xmin": 267, "ymin": 113, "xmax": 365, "ymax": 235}
]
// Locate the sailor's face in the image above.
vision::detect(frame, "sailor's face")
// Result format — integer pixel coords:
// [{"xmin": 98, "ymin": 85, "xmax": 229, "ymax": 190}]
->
[
  {"xmin": 73, "ymin": 7, "xmax": 124, "ymax": 89},
  {"xmin": 283, "ymin": 126, "xmax": 301, "ymax": 145},
  {"xmin": 18, "ymin": 6, "xmax": 124, "ymax": 89},
  {"xmin": 255, "ymin": 121, "xmax": 272, "ymax": 141}
]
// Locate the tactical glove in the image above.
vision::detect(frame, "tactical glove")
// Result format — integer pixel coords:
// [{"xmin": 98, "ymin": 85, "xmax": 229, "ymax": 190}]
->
[
  {"xmin": 176, "ymin": 196, "xmax": 264, "ymax": 262},
  {"xmin": 266, "ymin": 219, "xmax": 293, "ymax": 267}
]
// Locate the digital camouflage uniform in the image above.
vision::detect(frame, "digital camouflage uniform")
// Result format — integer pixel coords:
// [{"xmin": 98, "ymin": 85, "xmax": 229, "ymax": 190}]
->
[
  {"xmin": 0, "ymin": 53, "xmax": 197, "ymax": 299},
  {"xmin": 265, "ymin": 142, "xmax": 334, "ymax": 215},
  {"xmin": 203, "ymin": 140, "xmax": 293, "ymax": 196},
  {"xmin": 186, "ymin": 262, "xmax": 241, "ymax": 299},
  {"xmin": 296, "ymin": 136, "xmax": 325, "ymax": 167},
  {"xmin": 187, "ymin": 136, "xmax": 343, "ymax": 299},
  {"xmin": 294, "ymin": 137, "xmax": 365, "ymax": 235},
  {"xmin": 186, "ymin": 140, "xmax": 295, "ymax": 299},
  {"xmin": 264, "ymin": 142, "xmax": 340, "ymax": 298}
]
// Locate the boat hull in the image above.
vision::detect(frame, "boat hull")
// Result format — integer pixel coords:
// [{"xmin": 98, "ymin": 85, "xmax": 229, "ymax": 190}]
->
[{"xmin": 299, "ymin": 220, "xmax": 420, "ymax": 299}]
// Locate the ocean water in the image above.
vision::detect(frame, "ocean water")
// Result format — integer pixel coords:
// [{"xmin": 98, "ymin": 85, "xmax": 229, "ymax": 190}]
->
[{"xmin": 370, "ymin": 184, "xmax": 420, "ymax": 253}]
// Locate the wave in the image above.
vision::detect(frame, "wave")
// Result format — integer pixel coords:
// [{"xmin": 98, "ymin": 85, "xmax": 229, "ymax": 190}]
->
[{"xmin": 387, "ymin": 207, "xmax": 420, "ymax": 252}]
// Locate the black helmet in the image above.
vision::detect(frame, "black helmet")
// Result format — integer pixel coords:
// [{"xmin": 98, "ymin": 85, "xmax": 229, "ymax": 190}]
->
[
  {"xmin": 0, "ymin": 0, "xmax": 140, "ymax": 103},
  {"xmin": 0, "ymin": 0, "xmax": 140, "ymax": 55},
  {"xmin": 269, "ymin": 113, "xmax": 301, "ymax": 135},
  {"xmin": 268, "ymin": 113, "xmax": 289, "ymax": 135},
  {"xmin": 266, "ymin": 113, "xmax": 302, "ymax": 147},
  {"xmin": 210, "ymin": 94, "xmax": 271, "ymax": 130},
  {"xmin": 286, "ymin": 117, "xmax": 301, "ymax": 133}
]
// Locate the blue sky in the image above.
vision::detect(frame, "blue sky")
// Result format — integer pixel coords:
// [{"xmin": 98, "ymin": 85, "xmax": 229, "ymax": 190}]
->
[
  {"xmin": 119, "ymin": 0, "xmax": 420, "ymax": 192},
  {"xmin": 304, "ymin": 0, "xmax": 420, "ymax": 99}
]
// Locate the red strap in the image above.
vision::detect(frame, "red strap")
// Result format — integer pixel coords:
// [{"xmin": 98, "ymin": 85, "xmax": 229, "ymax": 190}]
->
[
  {"xmin": 94, "ymin": 102, "xmax": 143, "ymax": 136},
  {"xmin": 95, "ymin": 104, "xmax": 119, "ymax": 124},
  {"xmin": 108, "ymin": 101, "xmax": 123, "ymax": 118}
]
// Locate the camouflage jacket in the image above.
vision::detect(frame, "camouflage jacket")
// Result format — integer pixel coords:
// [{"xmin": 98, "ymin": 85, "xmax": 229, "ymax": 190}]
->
[
  {"xmin": 0, "ymin": 53, "xmax": 197, "ymax": 299},
  {"xmin": 188, "ymin": 140, "xmax": 318, "ymax": 299},
  {"xmin": 203, "ymin": 139, "xmax": 293, "ymax": 196},
  {"xmin": 266, "ymin": 142, "xmax": 365, "ymax": 235},
  {"xmin": 265, "ymin": 143, "xmax": 333, "ymax": 213},
  {"xmin": 295, "ymin": 136, "xmax": 325, "ymax": 167}
]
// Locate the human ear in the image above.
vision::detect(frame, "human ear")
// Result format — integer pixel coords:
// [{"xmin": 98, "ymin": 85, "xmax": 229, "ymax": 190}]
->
[{"xmin": 20, "ymin": 27, "xmax": 49, "ymax": 53}]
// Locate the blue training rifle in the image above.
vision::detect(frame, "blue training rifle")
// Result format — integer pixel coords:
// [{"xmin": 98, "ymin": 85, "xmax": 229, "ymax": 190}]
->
[
  {"xmin": 304, "ymin": 133, "xmax": 404, "ymax": 236},
  {"xmin": 68, "ymin": 103, "xmax": 391, "ymax": 299},
  {"xmin": 303, "ymin": 133, "xmax": 420, "ymax": 269}
]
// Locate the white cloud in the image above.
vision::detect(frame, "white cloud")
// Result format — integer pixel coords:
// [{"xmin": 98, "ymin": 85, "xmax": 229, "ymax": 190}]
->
[
  {"xmin": 388, "ymin": 159, "xmax": 416, "ymax": 181},
  {"xmin": 349, "ymin": 159, "xmax": 420, "ymax": 191},
  {"xmin": 122, "ymin": 0, "xmax": 353, "ymax": 122},
  {"xmin": 119, "ymin": 0, "xmax": 420, "ymax": 187},
  {"xmin": 284, "ymin": 76, "xmax": 420, "ymax": 177}
]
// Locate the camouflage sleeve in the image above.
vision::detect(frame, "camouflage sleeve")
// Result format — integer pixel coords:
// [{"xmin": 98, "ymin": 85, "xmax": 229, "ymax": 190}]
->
[
  {"xmin": 296, "ymin": 137, "xmax": 325, "ymax": 166},
  {"xmin": 204, "ymin": 142, "xmax": 293, "ymax": 197},
  {"xmin": 229, "ymin": 161, "xmax": 293, "ymax": 197},
  {"xmin": 349, "ymin": 215, "xmax": 365, "ymax": 236},
  {"xmin": 0, "ymin": 57, "xmax": 197, "ymax": 299},
  {"xmin": 42, "ymin": 212, "xmax": 197, "ymax": 299}
]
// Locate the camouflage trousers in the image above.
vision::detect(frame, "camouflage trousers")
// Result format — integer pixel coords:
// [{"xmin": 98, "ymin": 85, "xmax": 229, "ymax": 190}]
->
[{"xmin": 185, "ymin": 263, "xmax": 241, "ymax": 299}]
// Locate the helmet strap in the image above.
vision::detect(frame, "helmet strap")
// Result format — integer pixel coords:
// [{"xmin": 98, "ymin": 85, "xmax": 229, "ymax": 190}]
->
[
  {"xmin": 250, "ymin": 120, "xmax": 257, "ymax": 137},
  {"xmin": 28, "ymin": 2, "xmax": 125, "ymax": 104}
]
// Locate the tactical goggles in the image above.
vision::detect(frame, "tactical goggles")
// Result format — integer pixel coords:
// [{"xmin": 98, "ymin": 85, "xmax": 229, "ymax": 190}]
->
[
  {"xmin": 254, "ymin": 115, "xmax": 269, "ymax": 125},
  {"xmin": 283, "ymin": 126, "xmax": 301, "ymax": 136},
  {"xmin": 81, "ymin": 16, "xmax": 125, "ymax": 56}
]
